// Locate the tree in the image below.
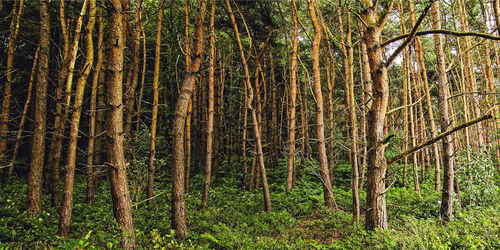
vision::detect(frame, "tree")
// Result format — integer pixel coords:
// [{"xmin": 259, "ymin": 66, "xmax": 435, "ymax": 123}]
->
[
  {"xmin": 59, "ymin": 0, "xmax": 96, "ymax": 237},
  {"xmin": 105, "ymin": 0, "xmax": 136, "ymax": 247},
  {"xmin": 172, "ymin": 0, "xmax": 208, "ymax": 239},
  {"xmin": 26, "ymin": 0, "xmax": 49, "ymax": 216},
  {"xmin": 148, "ymin": 0, "xmax": 165, "ymax": 202},
  {"xmin": 307, "ymin": 0, "xmax": 335, "ymax": 209},
  {"xmin": 430, "ymin": 1, "xmax": 455, "ymax": 223},
  {"xmin": 202, "ymin": 0, "xmax": 216, "ymax": 208}
]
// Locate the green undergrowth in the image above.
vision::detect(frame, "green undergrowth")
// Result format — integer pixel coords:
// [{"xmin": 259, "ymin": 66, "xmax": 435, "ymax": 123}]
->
[{"xmin": 1, "ymin": 156, "xmax": 499, "ymax": 249}]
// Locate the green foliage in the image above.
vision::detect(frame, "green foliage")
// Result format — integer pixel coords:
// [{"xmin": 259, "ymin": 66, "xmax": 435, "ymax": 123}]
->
[
  {"xmin": 456, "ymin": 149, "xmax": 499, "ymax": 208},
  {"xmin": 1, "ymin": 153, "xmax": 499, "ymax": 249}
]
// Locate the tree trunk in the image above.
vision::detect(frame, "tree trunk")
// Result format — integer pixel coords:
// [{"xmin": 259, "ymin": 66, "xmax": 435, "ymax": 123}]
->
[
  {"xmin": 47, "ymin": 0, "xmax": 89, "ymax": 207},
  {"xmin": 105, "ymin": 0, "xmax": 136, "ymax": 247},
  {"xmin": 8, "ymin": 46, "xmax": 39, "ymax": 183},
  {"xmin": 59, "ymin": 0, "xmax": 96, "ymax": 236},
  {"xmin": 308, "ymin": 0, "xmax": 335, "ymax": 209},
  {"xmin": 0, "ymin": 0, "xmax": 24, "ymax": 178},
  {"xmin": 172, "ymin": 0, "xmax": 208, "ymax": 239},
  {"xmin": 286, "ymin": 0, "xmax": 298, "ymax": 194},
  {"xmin": 202, "ymin": 1, "xmax": 216, "ymax": 208},
  {"xmin": 147, "ymin": 0, "xmax": 165, "ymax": 202},
  {"xmin": 26, "ymin": 0, "xmax": 49, "ymax": 216},
  {"xmin": 431, "ymin": 2, "xmax": 455, "ymax": 223},
  {"xmin": 226, "ymin": 0, "xmax": 271, "ymax": 212},
  {"xmin": 86, "ymin": 8, "xmax": 104, "ymax": 205},
  {"xmin": 361, "ymin": 0, "xmax": 393, "ymax": 230},
  {"xmin": 123, "ymin": 0, "xmax": 143, "ymax": 141}
]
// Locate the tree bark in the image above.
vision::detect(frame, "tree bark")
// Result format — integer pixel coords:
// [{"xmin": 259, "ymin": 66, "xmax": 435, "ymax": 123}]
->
[
  {"xmin": 172, "ymin": 0, "xmax": 208, "ymax": 239},
  {"xmin": 430, "ymin": 2, "xmax": 455, "ymax": 224},
  {"xmin": 86, "ymin": 8, "xmax": 104, "ymax": 205},
  {"xmin": 226, "ymin": 0, "xmax": 271, "ymax": 212},
  {"xmin": 202, "ymin": 1, "xmax": 216, "ymax": 208},
  {"xmin": 361, "ymin": 0, "xmax": 393, "ymax": 230},
  {"xmin": 59, "ymin": 0, "xmax": 96, "ymax": 236},
  {"xmin": 47, "ymin": 0, "xmax": 89, "ymax": 207},
  {"xmin": 105, "ymin": 0, "xmax": 136, "ymax": 247},
  {"xmin": 286, "ymin": 0, "xmax": 298, "ymax": 194},
  {"xmin": 147, "ymin": 0, "xmax": 165, "ymax": 202},
  {"xmin": 26, "ymin": 0, "xmax": 49, "ymax": 216},
  {"xmin": 308, "ymin": 0, "xmax": 335, "ymax": 209}
]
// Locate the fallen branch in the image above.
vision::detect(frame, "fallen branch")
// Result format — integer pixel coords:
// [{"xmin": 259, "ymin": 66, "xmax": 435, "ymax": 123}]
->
[{"xmin": 387, "ymin": 112, "xmax": 493, "ymax": 167}]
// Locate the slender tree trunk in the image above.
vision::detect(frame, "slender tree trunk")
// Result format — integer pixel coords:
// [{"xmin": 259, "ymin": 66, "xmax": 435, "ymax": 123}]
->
[
  {"xmin": 0, "ymin": 0, "xmax": 24, "ymax": 178},
  {"xmin": 308, "ymin": 0, "xmax": 335, "ymax": 209},
  {"xmin": 339, "ymin": 3, "xmax": 360, "ymax": 221},
  {"xmin": 202, "ymin": 1, "xmax": 216, "ymax": 208},
  {"xmin": 47, "ymin": 0, "xmax": 89, "ymax": 207},
  {"xmin": 409, "ymin": 0, "xmax": 440, "ymax": 188},
  {"xmin": 172, "ymin": 0, "xmax": 208, "ymax": 239},
  {"xmin": 226, "ymin": 0, "xmax": 271, "ymax": 212},
  {"xmin": 286, "ymin": 0, "xmax": 298, "ymax": 194},
  {"xmin": 147, "ymin": 0, "xmax": 165, "ymax": 202},
  {"xmin": 409, "ymin": 58, "xmax": 420, "ymax": 194},
  {"xmin": 59, "ymin": 0, "xmax": 96, "ymax": 236},
  {"xmin": 184, "ymin": 0, "xmax": 193, "ymax": 192},
  {"xmin": 360, "ymin": 30, "xmax": 372, "ymax": 190},
  {"xmin": 431, "ymin": 2, "xmax": 455, "ymax": 223},
  {"xmin": 270, "ymin": 49, "xmax": 279, "ymax": 168},
  {"xmin": 8, "ymin": 46, "xmax": 39, "ymax": 183},
  {"xmin": 26, "ymin": 0, "xmax": 49, "ymax": 216},
  {"xmin": 123, "ymin": 0, "xmax": 143, "ymax": 141},
  {"xmin": 86, "ymin": 8, "xmax": 104, "ymax": 205},
  {"xmin": 135, "ymin": 20, "xmax": 147, "ymax": 138}
]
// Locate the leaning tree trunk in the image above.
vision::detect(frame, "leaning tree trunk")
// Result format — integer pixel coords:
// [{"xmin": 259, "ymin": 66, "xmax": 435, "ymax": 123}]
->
[
  {"xmin": 307, "ymin": 0, "xmax": 335, "ymax": 209},
  {"xmin": 26, "ymin": 0, "xmax": 49, "ymax": 216},
  {"xmin": 59, "ymin": 0, "xmax": 96, "ymax": 237},
  {"xmin": 105, "ymin": 0, "xmax": 136, "ymax": 248},
  {"xmin": 226, "ymin": 0, "xmax": 272, "ymax": 212},
  {"xmin": 0, "ymin": 0, "xmax": 24, "ymax": 178},
  {"xmin": 172, "ymin": 0, "xmax": 208, "ymax": 239},
  {"xmin": 47, "ymin": 0, "xmax": 89, "ymax": 207},
  {"xmin": 8, "ymin": 46, "xmax": 38, "ymax": 183}
]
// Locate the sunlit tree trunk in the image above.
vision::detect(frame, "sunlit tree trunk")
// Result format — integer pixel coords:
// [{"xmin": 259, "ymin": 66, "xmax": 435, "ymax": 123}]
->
[
  {"xmin": 361, "ymin": 0, "xmax": 394, "ymax": 230},
  {"xmin": 226, "ymin": 0, "xmax": 271, "ymax": 212},
  {"xmin": 406, "ymin": 0, "xmax": 440, "ymax": 190},
  {"xmin": 308, "ymin": 0, "xmax": 335, "ymax": 209},
  {"xmin": 26, "ymin": 0, "xmax": 49, "ymax": 216},
  {"xmin": 59, "ymin": 0, "xmax": 96, "ymax": 236},
  {"xmin": 147, "ymin": 0, "xmax": 165, "ymax": 202},
  {"xmin": 431, "ymin": 2, "xmax": 455, "ymax": 223},
  {"xmin": 47, "ymin": 0, "xmax": 89, "ymax": 207}
]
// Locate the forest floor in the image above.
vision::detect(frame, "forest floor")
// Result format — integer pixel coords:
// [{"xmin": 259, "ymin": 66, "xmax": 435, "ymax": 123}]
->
[{"xmin": 1, "ymin": 158, "xmax": 499, "ymax": 249}]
